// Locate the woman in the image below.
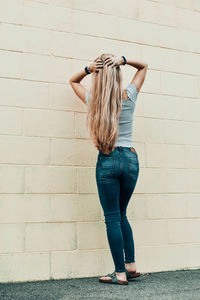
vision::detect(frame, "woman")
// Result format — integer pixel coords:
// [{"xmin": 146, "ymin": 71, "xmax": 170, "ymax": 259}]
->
[{"xmin": 69, "ymin": 54, "xmax": 148, "ymax": 285}]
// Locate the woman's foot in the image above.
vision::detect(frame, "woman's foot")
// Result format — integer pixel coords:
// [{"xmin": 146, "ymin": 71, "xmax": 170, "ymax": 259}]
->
[
  {"xmin": 125, "ymin": 262, "xmax": 142, "ymax": 279},
  {"xmin": 125, "ymin": 262, "xmax": 137, "ymax": 272},
  {"xmin": 99, "ymin": 271, "xmax": 127, "ymax": 282}
]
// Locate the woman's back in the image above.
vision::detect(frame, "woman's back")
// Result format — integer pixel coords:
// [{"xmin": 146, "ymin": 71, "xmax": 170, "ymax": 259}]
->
[{"xmin": 85, "ymin": 82, "xmax": 139, "ymax": 148}]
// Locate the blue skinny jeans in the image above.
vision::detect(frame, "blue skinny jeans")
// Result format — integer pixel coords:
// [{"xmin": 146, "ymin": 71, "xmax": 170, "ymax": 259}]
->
[{"xmin": 96, "ymin": 146, "xmax": 140, "ymax": 273}]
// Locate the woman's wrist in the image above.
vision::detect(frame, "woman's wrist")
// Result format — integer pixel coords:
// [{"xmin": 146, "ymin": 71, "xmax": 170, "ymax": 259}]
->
[
  {"xmin": 84, "ymin": 65, "xmax": 93, "ymax": 74},
  {"xmin": 89, "ymin": 64, "xmax": 94, "ymax": 72},
  {"xmin": 121, "ymin": 56, "xmax": 127, "ymax": 65}
]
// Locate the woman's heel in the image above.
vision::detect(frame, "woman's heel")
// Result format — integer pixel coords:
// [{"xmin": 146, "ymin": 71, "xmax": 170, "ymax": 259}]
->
[{"xmin": 125, "ymin": 269, "xmax": 141, "ymax": 280}]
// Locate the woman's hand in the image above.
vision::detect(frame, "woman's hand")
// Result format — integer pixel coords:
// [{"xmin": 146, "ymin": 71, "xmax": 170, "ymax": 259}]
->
[
  {"xmin": 89, "ymin": 59, "xmax": 104, "ymax": 73},
  {"xmin": 104, "ymin": 56, "xmax": 123, "ymax": 67}
]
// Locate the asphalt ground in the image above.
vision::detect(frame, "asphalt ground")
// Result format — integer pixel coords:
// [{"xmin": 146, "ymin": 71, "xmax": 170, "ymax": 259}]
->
[{"xmin": 0, "ymin": 269, "xmax": 200, "ymax": 300}]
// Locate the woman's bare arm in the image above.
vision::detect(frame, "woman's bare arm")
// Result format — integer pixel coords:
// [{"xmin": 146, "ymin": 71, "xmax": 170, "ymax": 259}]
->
[
  {"xmin": 69, "ymin": 59, "xmax": 102, "ymax": 104},
  {"xmin": 126, "ymin": 58, "xmax": 148, "ymax": 93},
  {"xmin": 69, "ymin": 66, "xmax": 93, "ymax": 104},
  {"xmin": 104, "ymin": 56, "xmax": 148, "ymax": 93}
]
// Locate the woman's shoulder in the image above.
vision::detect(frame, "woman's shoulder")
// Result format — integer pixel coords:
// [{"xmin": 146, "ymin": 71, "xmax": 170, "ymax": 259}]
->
[{"xmin": 122, "ymin": 83, "xmax": 139, "ymax": 104}]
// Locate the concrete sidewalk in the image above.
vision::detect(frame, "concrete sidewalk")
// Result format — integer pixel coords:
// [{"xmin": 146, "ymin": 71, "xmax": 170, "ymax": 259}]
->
[{"xmin": 0, "ymin": 269, "xmax": 200, "ymax": 300}]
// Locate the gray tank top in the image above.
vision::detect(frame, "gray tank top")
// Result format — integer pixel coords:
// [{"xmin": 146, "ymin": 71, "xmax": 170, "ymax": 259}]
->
[{"xmin": 85, "ymin": 83, "xmax": 139, "ymax": 147}]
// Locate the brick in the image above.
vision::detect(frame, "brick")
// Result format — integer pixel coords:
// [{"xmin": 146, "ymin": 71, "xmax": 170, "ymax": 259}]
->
[
  {"xmin": 102, "ymin": 249, "xmax": 115, "ymax": 274},
  {"xmin": 136, "ymin": 244, "xmax": 189, "ymax": 273},
  {"xmin": 183, "ymin": 145, "xmax": 200, "ymax": 168},
  {"xmin": 134, "ymin": 167, "xmax": 200, "ymax": 194},
  {"xmin": 25, "ymin": 223, "xmax": 77, "ymax": 251},
  {"xmin": 0, "ymin": 0, "xmax": 23, "ymax": 24},
  {"xmin": 25, "ymin": 166, "xmax": 77, "ymax": 193},
  {"xmin": 77, "ymin": 167, "xmax": 97, "ymax": 194},
  {"xmin": 52, "ymin": 56, "xmax": 73, "ymax": 84},
  {"xmin": 139, "ymin": 93, "xmax": 184, "ymax": 121},
  {"xmin": 0, "ymin": 106, "xmax": 22, "ymax": 135},
  {"xmin": 157, "ymin": 48, "xmax": 182, "ymax": 73},
  {"xmin": 73, "ymin": 0, "xmax": 138, "ymax": 19},
  {"xmin": 161, "ymin": 72, "xmax": 199, "ymax": 98},
  {"xmin": 0, "ymin": 253, "xmax": 50, "ymax": 282},
  {"xmin": 145, "ymin": 193, "xmax": 188, "ymax": 219},
  {"xmin": 118, "ymin": 18, "xmax": 161, "ymax": 46},
  {"xmin": 157, "ymin": 0, "xmax": 175, "ymax": 5},
  {"xmin": 51, "ymin": 138, "xmax": 97, "ymax": 166},
  {"xmin": 33, "ymin": 0, "xmax": 50, "ymax": 3},
  {"xmin": 168, "ymin": 219, "xmax": 200, "ymax": 244},
  {"xmin": 176, "ymin": 0, "xmax": 194, "ymax": 9},
  {"xmin": 53, "ymin": 0, "xmax": 73, "ymax": 8},
  {"xmin": 51, "ymin": 250, "xmax": 102, "ymax": 279},
  {"xmin": 0, "ymin": 224, "xmax": 24, "ymax": 253},
  {"xmin": 138, "ymin": 1, "xmax": 177, "ymax": 27},
  {"xmin": 0, "ymin": 24, "xmax": 24, "ymax": 52},
  {"xmin": 179, "ymin": 52, "xmax": 200, "ymax": 76},
  {"xmin": 188, "ymin": 244, "xmax": 200, "ymax": 268},
  {"xmin": 0, "ymin": 51, "xmax": 21, "ymax": 79},
  {"xmin": 50, "ymin": 194, "xmax": 101, "ymax": 222},
  {"xmin": 0, "ymin": 78, "xmax": 49, "ymax": 108},
  {"xmin": 21, "ymin": 53, "xmax": 53, "ymax": 82},
  {"xmin": 141, "ymin": 70, "xmax": 161, "ymax": 94},
  {"xmin": 138, "ymin": 1, "xmax": 159, "ymax": 23},
  {"xmin": 75, "ymin": 112, "xmax": 89, "ymax": 139},
  {"xmin": 52, "ymin": 5, "xmax": 73, "ymax": 31},
  {"xmin": 23, "ymin": 109, "xmax": 74, "ymax": 138},
  {"xmin": 23, "ymin": 26, "xmax": 52, "ymax": 55},
  {"xmin": 127, "ymin": 194, "xmax": 146, "ymax": 220},
  {"xmin": 159, "ymin": 26, "xmax": 200, "ymax": 52},
  {"xmin": 49, "ymin": 83, "xmax": 86, "ymax": 112},
  {"xmin": 187, "ymin": 194, "xmax": 200, "ymax": 218},
  {"xmin": 164, "ymin": 119, "xmax": 200, "ymax": 145},
  {"xmin": 134, "ymin": 117, "xmax": 167, "ymax": 144},
  {"xmin": 145, "ymin": 143, "xmax": 187, "ymax": 168},
  {"xmin": 141, "ymin": 45, "xmax": 167, "ymax": 71},
  {"xmin": 52, "ymin": 31, "xmax": 100, "ymax": 60},
  {"xmin": 158, "ymin": 2, "xmax": 177, "ymax": 26},
  {"xmin": 78, "ymin": 222, "xmax": 107, "ymax": 249},
  {"xmin": 132, "ymin": 219, "xmax": 169, "ymax": 247},
  {"xmin": 176, "ymin": 7, "xmax": 196, "ymax": 31},
  {"xmin": 23, "ymin": 1, "xmax": 52, "ymax": 29},
  {"xmin": 0, "ymin": 194, "xmax": 51, "ymax": 223},
  {"xmin": 0, "ymin": 165, "xmax": 24, "ymax": 193},
  {"xmin": 156, "ymin": 118, "xmax": 199, "ymax": 145},
  {"xmin": 0, "ymin": 136, "xmax": 49, "ymax": 164},
  {"xmin": 194, "ymin": 0, "xmax": 200, "ymax": 11},
  {"xmin": 73, "ymin": 10, "xmax": 119, "ymax": 40}
]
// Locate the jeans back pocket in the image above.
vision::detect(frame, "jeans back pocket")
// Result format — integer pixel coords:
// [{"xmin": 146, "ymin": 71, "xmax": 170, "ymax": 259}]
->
[
  {"xmin": 127, "ymin": 157, "xmax": 139, "ymax": 179},
  {"xmin": 96, "ymin": 157, "xmax": 116, "ymax": 177}
]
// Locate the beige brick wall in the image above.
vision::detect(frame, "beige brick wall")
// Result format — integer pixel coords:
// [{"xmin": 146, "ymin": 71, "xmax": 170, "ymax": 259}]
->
[{"xmin": 0, "ymin": 0, "xmax": 200, "ymax": 283}]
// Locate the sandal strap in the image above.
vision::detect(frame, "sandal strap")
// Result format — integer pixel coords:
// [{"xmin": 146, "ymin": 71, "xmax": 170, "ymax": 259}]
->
[
  {"xmin": 125, "ymin": 269, "xmax": 132, "ymax": 279},
  {"xmin": 106, "ymin": 272, "xmax": 118, "ymax": 283}
]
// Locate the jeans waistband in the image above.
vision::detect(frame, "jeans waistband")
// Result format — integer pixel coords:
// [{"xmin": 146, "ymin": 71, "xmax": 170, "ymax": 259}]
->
[
  {"xmin": 98, "ymin": 146, "xmax": 137, "ymax": 156},
  {"xmin": 115, "ymin": 146, "xmax": 136, "ymax": 153}
]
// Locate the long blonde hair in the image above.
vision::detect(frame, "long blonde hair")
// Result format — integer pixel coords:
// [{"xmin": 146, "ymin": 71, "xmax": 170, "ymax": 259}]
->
[{"xmin": 86, "ymin": 53, "xmax": 123, "ymax": 155}]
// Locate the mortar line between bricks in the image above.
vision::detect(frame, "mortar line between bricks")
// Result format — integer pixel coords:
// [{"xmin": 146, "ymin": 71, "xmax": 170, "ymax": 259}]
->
[
  {"xmin": 0, "ymin": 218, "xmax": 200, "ymax": 225},
  {"xmin": 0, "ymin": 22, "xmax": 200, "ymax": 55},
  {"xmin": 2, "ymin": 162, "xmax": 200, "ymax": 169},
  {"xmin": 0, "ymin": 44, "xmax": 200, "ymax": 60},
  {"xmin": 1, "ymin": 6, "xmax": 200, "ymax": 36},
  {"xmin": 2, "ymin": 134, "xmax": 200, "ymax": 145},
  {"xmin": 2, "ymin": 105, "xmax": 200, "ymax": 123},
  {"xmin": 0, "ymin": 73, "xmax": 199, "ymax": 90}
]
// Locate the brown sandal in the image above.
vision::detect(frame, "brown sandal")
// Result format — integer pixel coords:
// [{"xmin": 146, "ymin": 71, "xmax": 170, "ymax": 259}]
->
[
  {"xmin": 99, "ymin": 271, "xmax": 128, "ymax": 285},
  {"xmin": 125, "ymin": 269, "xmax": 142, "ymax": 279},
  {"xmin": 125, "ymin": 270, "xmax": 150, "ymax": 280}
]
